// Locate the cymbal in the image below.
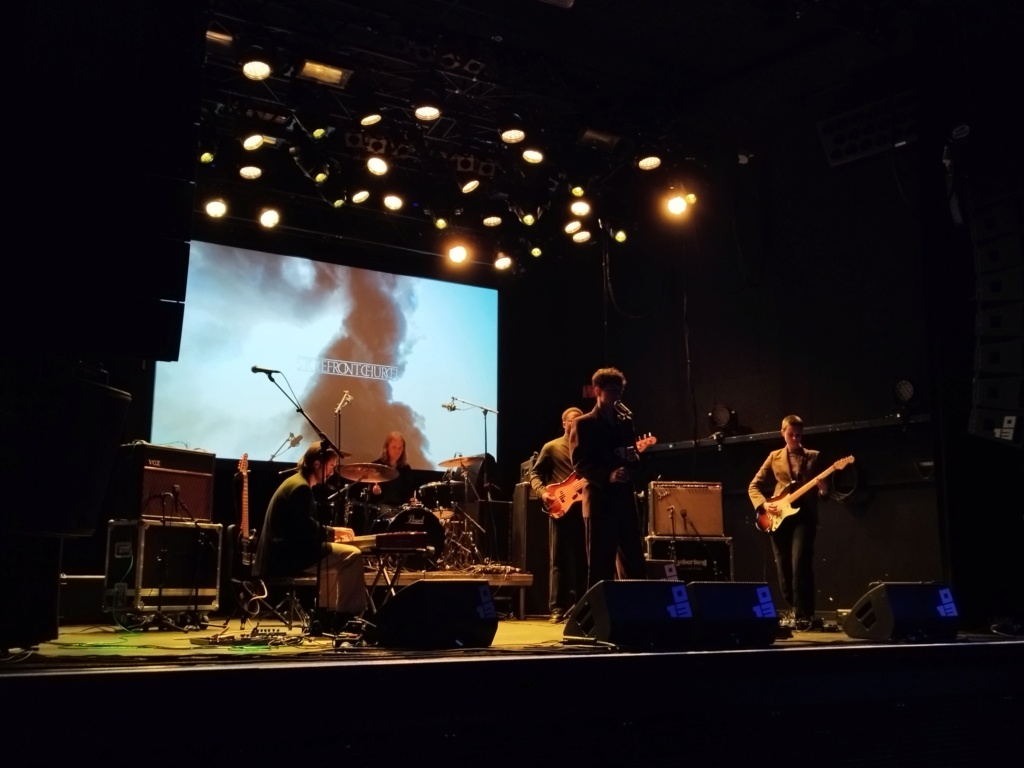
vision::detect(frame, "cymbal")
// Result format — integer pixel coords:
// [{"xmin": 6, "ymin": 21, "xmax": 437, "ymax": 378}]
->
[
  {"xmin": 337, "ymin": 463, "xmax": 399, "ymax": 483},
  {"xmin": 438, "ymin": 455, "xmax": 483, "ymax": 469}
]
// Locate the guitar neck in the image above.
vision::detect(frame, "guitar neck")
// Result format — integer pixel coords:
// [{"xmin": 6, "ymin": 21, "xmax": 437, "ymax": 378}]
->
[
  {"xmin": 788, "ymin": 462, "xmax": 840, "ymax": 503},
  {"xmin": 241, "ymin": 474, "xmax": 249, "ymax": 535}
]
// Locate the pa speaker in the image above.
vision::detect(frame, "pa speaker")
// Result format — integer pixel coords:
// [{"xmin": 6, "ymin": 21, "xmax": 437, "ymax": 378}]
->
[
  {"xmin": 563, "ymin": 580, "xmax": 778, "ymax": 650},
  {"xmin": 371, "ymin": 579, "xmax": 498, "ymax": 649},
  {"xmin": 843, "ymin": 582, "xmax": 959, "ymax": 642}
]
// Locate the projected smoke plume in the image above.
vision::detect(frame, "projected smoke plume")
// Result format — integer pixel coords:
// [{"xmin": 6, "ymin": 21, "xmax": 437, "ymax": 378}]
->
[{"xmin": 151, "ymin": 242, "xmax": 498, "ymax": 469}]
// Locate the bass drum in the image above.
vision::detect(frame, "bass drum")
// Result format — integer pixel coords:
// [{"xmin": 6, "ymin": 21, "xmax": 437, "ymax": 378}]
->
[{"xmin": 369, "ymin": 505, "xmax": 445, "ymax": 571}]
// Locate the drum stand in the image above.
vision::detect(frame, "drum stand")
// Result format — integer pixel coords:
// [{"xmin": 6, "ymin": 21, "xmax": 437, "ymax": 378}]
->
[{"xmin": 438, "ymin": 471, "xmax": 485, "ymax": 570}]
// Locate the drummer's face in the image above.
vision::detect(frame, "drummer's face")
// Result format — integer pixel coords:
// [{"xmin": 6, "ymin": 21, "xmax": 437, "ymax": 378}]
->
[
  {"xmin": 322, "ymin": 457, "xmax": 338, "ymax": 479},
  {"xmin": 387, "ymin": 438, "xmax": 404, "ymax": 463}
]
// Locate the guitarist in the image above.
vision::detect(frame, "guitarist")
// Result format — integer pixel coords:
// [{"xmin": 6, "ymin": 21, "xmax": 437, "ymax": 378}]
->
[
  {"xmin": 529, "ymin": 407, "xmax": 587, "ymax": 624},
  {"xmin": 748, "ymin": 414, "xmax": 829, "ymax": 631},
  {"xmin": 569, "ymin": 367, "xmax": 647, "ymax": 588}
]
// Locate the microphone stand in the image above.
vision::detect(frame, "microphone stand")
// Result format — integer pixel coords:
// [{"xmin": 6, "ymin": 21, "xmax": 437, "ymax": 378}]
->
[
  {"xmin": 253, "ymin": 368, "xmax": 350, "ymax": 637},
  {"xmin": 450, "ymin": 396, "xmax": 497, "ymax": 564}
]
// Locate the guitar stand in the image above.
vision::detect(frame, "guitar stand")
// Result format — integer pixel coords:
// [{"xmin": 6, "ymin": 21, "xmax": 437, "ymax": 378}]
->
[{"xmin": 363, "ymin": 542, "xmax": 435, "ymax": 615}]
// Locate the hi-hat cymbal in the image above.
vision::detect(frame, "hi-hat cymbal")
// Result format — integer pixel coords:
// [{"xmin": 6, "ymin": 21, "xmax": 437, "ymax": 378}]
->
[
  {"xmin": 438, "ymin": 455, "xmax": 483, "ymax": 469},
  {"xmin": 337, "ymin": 463, "xmax": 398, "ymax": 483}
]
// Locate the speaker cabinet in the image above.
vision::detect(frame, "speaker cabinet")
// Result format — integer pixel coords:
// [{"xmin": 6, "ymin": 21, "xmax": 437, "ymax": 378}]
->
[
  {"xmin": 644, "ymin": 536, "xmax": 733, "ymax": 581},
  {"xmin": 842, "ymin": 582, "xmax": 959, "ymax": 642},
  {"xmin": 512, "ymin": 482, "xmax": 551, "ymax": 616},
  {"xmin": 563, "ymin": 580, "xmax": 778, "ymax": 650},
  {"xmin": 648, "ymin": 482, "xmax": 723, "ymax": 536},
  {"xmin": 371, "ymin": 579, "xmax": 498, "ymax": 649},
  {"xmin": 103, "ymin": 519, "xmax": 223, "ymax": 613},
  {"xmin": 109, "ymin": 443, "xmax": 216, "ymax": 521}
]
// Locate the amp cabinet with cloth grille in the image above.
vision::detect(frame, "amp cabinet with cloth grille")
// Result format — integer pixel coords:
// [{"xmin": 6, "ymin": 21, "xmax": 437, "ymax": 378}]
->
[
  {"xmin": 108, "ymin": 442, "xmax": 216, "ymax": 521},
  {"xmin": 647, "ymin": 481, "xmax": 723, "ymax": 537}
]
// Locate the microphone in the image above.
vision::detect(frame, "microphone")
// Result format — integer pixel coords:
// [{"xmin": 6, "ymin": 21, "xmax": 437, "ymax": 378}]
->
[
  {"xmin": 288, "ymin": 433, "xmax": 302, "ymax": 448},
  {"xmin": 442, "ymin": 400, "xmax": 457, "ymax": 412},
  {"xmin": 335, "ymin": 391, "xmax": 353, "ymax": 413},
  {"xmin": 614, "ymin": 400, "xmax": 633, "ymax": 419},
  {"xmin": 251, "ymin": 366, "xmax": 280, "ymax": 375}
]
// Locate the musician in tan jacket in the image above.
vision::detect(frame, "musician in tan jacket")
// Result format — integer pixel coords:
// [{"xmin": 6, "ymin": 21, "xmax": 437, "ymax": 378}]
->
[{"xmin": 748, "ymin": 414, "xmax": 828, "ymax": 631}]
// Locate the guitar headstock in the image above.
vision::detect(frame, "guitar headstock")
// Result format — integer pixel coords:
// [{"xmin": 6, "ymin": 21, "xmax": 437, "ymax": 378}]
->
[
  {"xmin": 638, "ymin": 433, "xmax": 657, "ymax": 452},
  {"xmin": 834, "ymin": 455, "xmax": 854, "ymax": 470},
  {"xmin": 238, "ymin": 452, "xmax": 249, "ymax": 475}
]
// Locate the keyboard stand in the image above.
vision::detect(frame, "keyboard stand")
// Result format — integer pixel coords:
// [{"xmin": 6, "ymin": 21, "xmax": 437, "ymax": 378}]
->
[{"xmin": 364, "ymin": 544, "xmax": 433, "ymax": 615}]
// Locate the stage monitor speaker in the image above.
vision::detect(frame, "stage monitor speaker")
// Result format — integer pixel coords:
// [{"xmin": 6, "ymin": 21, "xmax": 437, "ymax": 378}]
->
[
  {"xmin": 842, "ymin": 582, "xmax": 959, "ymax": 642},
  {"xmin": 563, "ymin": 580, "xmax": 778, "ymax": 651},
  {"xmin": 371, "ymin": 579, "xmax": 498, "ymax": 649}
]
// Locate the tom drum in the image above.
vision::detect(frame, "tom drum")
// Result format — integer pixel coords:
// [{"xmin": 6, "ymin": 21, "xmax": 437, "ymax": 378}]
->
[{"xmin": 369, "ymin": 505, "xmax": 445, "ymax": 570}]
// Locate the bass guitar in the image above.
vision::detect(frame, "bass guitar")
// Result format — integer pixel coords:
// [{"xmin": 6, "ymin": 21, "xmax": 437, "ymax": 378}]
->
[
  {"xmin": 755, "ymin": 455, "xmax": 855, "ymax": 533},
  {"xmin": 543, "ymin": 434, "xmax": 657, "ymax": 518},
  {"xmin": 237, "ymin": 453, "xmax": 255, "ymax": 566}
]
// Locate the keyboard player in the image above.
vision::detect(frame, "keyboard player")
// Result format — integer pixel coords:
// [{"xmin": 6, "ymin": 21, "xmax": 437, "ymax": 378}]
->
[{"xmin": 254, "ymin": 441, "xmax": 366, "ymax": 630}]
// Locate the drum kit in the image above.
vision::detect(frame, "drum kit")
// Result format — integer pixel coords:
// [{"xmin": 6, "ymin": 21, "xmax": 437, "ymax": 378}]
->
[{"xmin": 332, "ymin": 454, "xmax": 486, "ymax": 571}]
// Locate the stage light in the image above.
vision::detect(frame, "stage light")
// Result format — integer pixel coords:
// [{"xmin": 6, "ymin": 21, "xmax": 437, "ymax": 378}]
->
[
  {"xmin": 564, "ymin": 220, "xmax": 582, "ymax": 234},
  {"xmin": 242, "ymin": 132, "xmax": 265, "ymax": 151},
  {"xmin": 239, "ymin": 44, "xmax": 274, "ymax": 81},
  {"xmin": 708, "ymin": 405, "xmax": 738, "ymax": 438},
  {"xmin": 667, "ymin": 194, "xmax": 687, "ymax": 215},
  {"xmin": 572, "ymin": 230, "xmax": 591, "ymax": 243},
  {"xmin": 258, "ymin": 207, "xmax": 280, "ymax": 228},
  {"xmin": 530, "ymin": 246, "xmax": 543, "ymax": 257},
  {"xmin": 351, "ymin": 189, "xmax": 370, "ymax": 204},
  {"xmin": 367, "ymin": 155, "xmax": 389, "ymax": 176},
  {"xmin": 412, "ymin": 86, "xmax": 442, "ymax": 121},
  {"xmin": 383, "ymin": 193, "xmax": 403, "ymax": 211},
  {"xmin": 204, "ymin": 197, "xmax": 227, "ymax": 218},
  {"xmin": 522, "ymin": 148, "xmax": 544, "ymax": 164},
  {"xmin": 458, "ymin": 174, "xmax": 480, "ymax": 193},
  {"xmin": 239, "ymin": 164, "xmax": 262, "ymax": 180},
  {"xmin": 297, "ymin": 59, "xmax": 353, "ymax": 87},
  {"xmin": 483, "ymin": 214, "xmax": 502, "ymax": 227},
  {"xmin": 499, "ymin": 113, "xmax": 526, "ymax": 144},
  {"xmin": 449, "ymin": 245, "xmax": 468, "ymax": 263},
  {"xmin": 494, "ymin": 251, "xmax": 513, "ymax": 270},
  {"xmin": 613, "ymin": 229, "xmax": 627, "ymax": 242},
  {"xmin": 570, "ymin": 200, "xmax": 591, "ymax": 217},
  {"xmin": 637, "ymin": 153, "xmax": 662, "ymax": 170}
]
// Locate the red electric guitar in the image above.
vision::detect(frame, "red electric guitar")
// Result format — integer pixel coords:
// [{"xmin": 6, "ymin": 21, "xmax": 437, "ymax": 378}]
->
[
  {"xmin": 543, "ymin": 434, "xmax": 657, "ymax": 518},
  {"xmin": 755, "ymin": 455, "xmax": 855, "ymax": 533}
]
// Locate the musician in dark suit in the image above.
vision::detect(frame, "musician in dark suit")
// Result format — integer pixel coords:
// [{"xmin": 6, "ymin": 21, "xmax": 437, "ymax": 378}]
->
[
  {"xmin": 748, "ymin": 414, "xmax": 828, "ymax": 631},
  {"xmin": 529, "ymin": 407, "xmax": 587, "ymax": 623},
  {"xmin": 255, "ymin": 441, "xmax": 366, "ymax": 626},
  {"xmin": 569, "ymin": 367, "xmax": 646, "ymax": 587}
]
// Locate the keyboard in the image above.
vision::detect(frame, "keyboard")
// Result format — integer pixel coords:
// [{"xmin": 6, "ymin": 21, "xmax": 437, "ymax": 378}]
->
[{"xmin": 351, "ymin": 532, "xmax": 430, "ymax": 552}]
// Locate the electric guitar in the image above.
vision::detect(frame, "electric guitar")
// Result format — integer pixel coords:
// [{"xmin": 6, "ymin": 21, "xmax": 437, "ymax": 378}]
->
[
  {"xmin": 755, "ymin": 455, "xmax": 855, "ymax": 533},
  {"xmin": 543, "ymin": 434, "xmax": 657, "ymax": 518},
  {"xmin": 238, "ymin": 453, "xmax": 255, "ymax": 566}
]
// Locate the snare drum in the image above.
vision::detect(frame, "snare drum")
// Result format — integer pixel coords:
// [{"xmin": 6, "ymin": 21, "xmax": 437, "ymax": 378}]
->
[{"xmin": 369, "ymin": 505, "xmax": 444, "ymax": 570}]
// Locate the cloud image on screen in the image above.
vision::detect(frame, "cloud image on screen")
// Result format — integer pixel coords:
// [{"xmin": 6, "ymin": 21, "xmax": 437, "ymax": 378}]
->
[{"xmin": 151, "ymin": 242, "xmax": 499, "ymax": 470}]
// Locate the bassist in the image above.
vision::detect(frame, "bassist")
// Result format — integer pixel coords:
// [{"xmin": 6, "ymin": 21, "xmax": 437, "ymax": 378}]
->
[
  {"xmin": 529, "ymin": 407, "xmax": 587, "ymax": 624},
  {"xmin": 748, "ymin": 414, "xmax": 829, "ymax": 631}
]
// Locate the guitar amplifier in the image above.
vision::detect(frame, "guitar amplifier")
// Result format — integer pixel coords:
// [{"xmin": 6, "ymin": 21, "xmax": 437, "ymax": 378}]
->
[
  {"xmin": 108, "ymin": 442, "xmax": 216, "ymax": 521},
  {"xmin": 103, "ymin": 519, "xmax": 222, "ymax": 613},
  {"xmin": 648, "ymin": 481, "xmax": 723, "ymax": 536},
  {"xmin": 645, "ymin": 536, "xmax": 733, "ymax": 581}
]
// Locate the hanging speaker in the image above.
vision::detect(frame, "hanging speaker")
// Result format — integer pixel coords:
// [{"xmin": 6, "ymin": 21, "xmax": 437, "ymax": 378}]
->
[
  {"xmin": 371, "ymin": 579, "xmax": 498, "ymax": 649},
  {"xmin": 842, "ymin": 582, "xmax": 959, "ymax": 642}
]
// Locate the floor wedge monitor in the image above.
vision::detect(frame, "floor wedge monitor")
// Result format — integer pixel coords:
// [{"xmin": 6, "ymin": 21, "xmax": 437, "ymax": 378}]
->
[{"xmin": 842, "ymin": 582, "xmax": 959, "ymax": 642}]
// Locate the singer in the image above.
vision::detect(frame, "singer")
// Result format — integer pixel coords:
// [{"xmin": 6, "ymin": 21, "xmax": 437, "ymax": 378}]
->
[{"xmin": 568, "ymin": 367, "xmax": 646, "ymax": 586}]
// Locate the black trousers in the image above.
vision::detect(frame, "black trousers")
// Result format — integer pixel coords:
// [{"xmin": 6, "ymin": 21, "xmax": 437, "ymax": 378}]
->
[
  {"xmin": 585, "ymin": 489, "xmax": 645, "ymax": 587},
  {"xmin": 549, "ymin": 509, "xmax": 587, "ymax": 612},
  {"xmin": 769, "ymin": 515, "xmax": 817, "ymax": 619}
]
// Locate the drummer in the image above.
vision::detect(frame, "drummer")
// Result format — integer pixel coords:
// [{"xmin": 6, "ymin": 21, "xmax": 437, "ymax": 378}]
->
[{"xmin": 369, "ymin": 431, "xmax": 417, "ymax": 508}]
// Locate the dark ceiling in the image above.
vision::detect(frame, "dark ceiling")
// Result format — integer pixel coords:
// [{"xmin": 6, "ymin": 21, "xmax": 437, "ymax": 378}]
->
[{"xmin": 195, "ymin": 0, "xmax": 931, "ymax": 268}]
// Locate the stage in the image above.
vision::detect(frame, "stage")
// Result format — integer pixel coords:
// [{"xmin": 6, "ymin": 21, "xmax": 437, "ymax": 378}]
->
[{"xmin": 2, "ymin": 607, "xmax": 1021, "ymax": 765}]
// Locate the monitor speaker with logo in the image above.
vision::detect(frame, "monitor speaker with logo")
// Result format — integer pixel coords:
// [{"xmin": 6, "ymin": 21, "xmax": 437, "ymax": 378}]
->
[
  {"xmin": 842, "ymin": 582, "xmax": 959, "ymax": 642},
  {"xmin": 370, "ymin": 579, "xmax": 498, "ymax": 649},
  {"xmin": 563, "ymin": 580, "xmax": 778, "ymax": 650}
]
